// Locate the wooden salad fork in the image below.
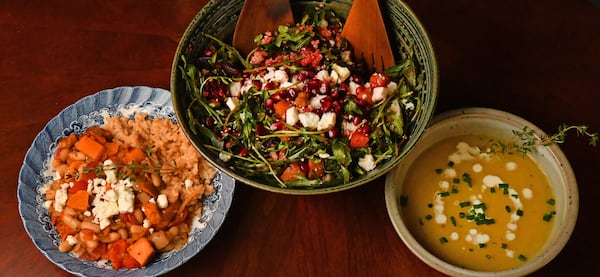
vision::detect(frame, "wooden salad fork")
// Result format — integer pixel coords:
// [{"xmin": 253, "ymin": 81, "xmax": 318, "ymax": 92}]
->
[
  {"xmin": 341, "ymin": 0, "xmax": 395, "ymax": 72},
  {"xmin": 232, "ymin": 0, "xmax": 294, "ymax": 56}
]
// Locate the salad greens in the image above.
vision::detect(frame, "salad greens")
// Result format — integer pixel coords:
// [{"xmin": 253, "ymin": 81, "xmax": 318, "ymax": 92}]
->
[{"xmin": 179, "ymin": 7, "xmax": 424, "ymax": 188}]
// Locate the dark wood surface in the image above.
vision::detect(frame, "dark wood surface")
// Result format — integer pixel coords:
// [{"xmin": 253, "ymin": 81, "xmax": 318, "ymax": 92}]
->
[{"xmin": 2, "ymin": 1, "xmax": 599, "ymax": 276}]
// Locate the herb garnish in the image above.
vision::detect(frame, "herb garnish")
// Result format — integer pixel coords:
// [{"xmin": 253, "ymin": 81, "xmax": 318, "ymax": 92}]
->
[{"xmin": 487, "ymin": 124, "xmax": 598, "ymax": 157}]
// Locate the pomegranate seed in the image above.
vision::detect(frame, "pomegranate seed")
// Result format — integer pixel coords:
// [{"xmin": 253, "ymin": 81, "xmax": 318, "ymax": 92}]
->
[
  {"xmin": 299, "ymin": 160, "xmax": 309, "ymax": 174},
  {"xmin": 318, "ymin": 82, "xmax": 330, "ymax": 94},
  {"xmin": 270, "ymin": 121, "xmax": 285, "ymax": 131},
  {"xmin": 205, "ymin": 117, "xmax": 214, "ymax": 128},
  {"xmin": 265, "ymin": 98, "xmax": 274, "ymax": 109},
  {"xmin": 328, "ymin": 127, "xmax": 339, "ymax": 138}
]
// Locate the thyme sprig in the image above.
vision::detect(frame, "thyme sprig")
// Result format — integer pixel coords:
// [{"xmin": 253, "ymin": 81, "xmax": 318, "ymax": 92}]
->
[{"xmin": 488, "ymin": 124, "xmax": 598, "ymax": 157}]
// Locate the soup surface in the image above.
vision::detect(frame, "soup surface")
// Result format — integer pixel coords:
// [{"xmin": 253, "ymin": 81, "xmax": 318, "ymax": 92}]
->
[{"xmin": 400, "ymin": 135, "xmax": 556, "ymax": 271}]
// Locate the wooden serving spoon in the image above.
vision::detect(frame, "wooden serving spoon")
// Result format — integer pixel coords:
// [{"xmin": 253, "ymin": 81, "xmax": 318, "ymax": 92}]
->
[
  {"xmin": 232, "ymin": 0, "xmax": 294, "ymax": 56},
  {"xmin": 341, "ymin": 0, "xmax": 395, "ymax": 72}
]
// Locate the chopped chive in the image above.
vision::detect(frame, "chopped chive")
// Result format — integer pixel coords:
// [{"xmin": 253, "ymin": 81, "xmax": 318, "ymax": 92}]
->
[
  {"xmin": 469, "ymin": 248, "xmax": 474, "ymax": 252},
  {"xmin": 450, "ymin": 216, "xmax": 456, "ymax": 226},
  {"xmin": 505, "ymin": 205, "xmax": 512, "ymax": 213},
  {"xmin": 543, "ymin": 211, "xmax": 556, "ymax": 222},
  {"xmin": 451, "ymin": 186, "xmax": 458, "ymax": 194},
  {"xmin": 547, "ymin": 198, "xmax": 555, "ymax": 205},
  {"xmin": 490, "ymin": 187, "xmax": 496, "ymax": 193},
  {"xmin": 511, "ymin": 194, "xmax": 519, "ymax": 199},
  {"xmin": 459, "ymin": 201, "xmax": 471, "ymax": 208},
  {"xmin": 453, "ymin": 178, "xmax": 460, "ymax": 184},
  {"xmin": 462, "ymin": 173, "xmax": 472, "ymax": 187},
  {"xmin": 448, "ymin": 161, "xmax": 455, "ymax": 167},
  {"xmin": 438, "ymin": 191, "xmax": 450, "ymax": 197},
  {"xmin": 501, "ymin": 243, "xmax": 507, "ymax": 249},
  {"xmin": 503, "ymin": 188, "xmax": 509, "ymax": 195},
  {"xmin": 516, "ymin": 209, "xmax": 524, "ymax": 216},
  {"xmin": 425, "ymin": 214, "xmax": 433, "ymax": 221},
  {"xmin": 499, "ymin": 183, "xmax": 509, "ymax": 188},
  {"xmin": 440, "ymin": 237, "xmax": 448, "ymax": 244},
  {"xmin": 518, "ymin": 255, "xmax": 527, "ymax": 262},
  {"xmin": 466, "ymin": 215, "xmax": 475, "ymax": 220},
  {"xmin": 435, "ymin": 168, "xmax": 443, "ymax": 174},
  {"xmin": 427, "ymin": 203, "xmax": 433, "ymax": 208},
  {"xmin": 418, "ymin": 218, "xmax": 424, "ymax": 225},
  {"xmin": 459, "ymin": 212, "xmax": 466, "ymax": 218},
  {"xmin": 400, "ymin": 195, "xmax": 408, "ymax": 207},
  {"xmin": 479, "ymin": 243, "xmax": 487, "ymax": 248},
  {"xmin": 473, "ymin": 203, "xmax": 487, "ymax": 210}
]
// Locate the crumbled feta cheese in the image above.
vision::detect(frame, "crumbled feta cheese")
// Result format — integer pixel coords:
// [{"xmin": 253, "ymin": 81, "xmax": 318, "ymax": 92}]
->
[
  {"xmin": 114, "ymin": 179, "xmax": 135, "ymax": 213},
  {"xmin": 66, "ymin": 235, "xmax": 78, "ymax": 246},
  {"xmin": 371, "ymin": 86, "xmax": 387, "ymax": 102},
  {"xmin": 315, "ymin": 69, "xmax": 329, "ymax": 81},
  {"xmin": 157, "ymin": 194, "xmax": 168, "ymax": 209},
  {"xmin": 184, "ymin": 179, "xmax": 193, "ymax": 188},
  {"xmin": 387, "ymin": 81, "xmax": 398, "ymax": 92},
  {"xmin": 53, "ymin": 183, "xmax": 70, "ymax": 212},
  {"xmin": 226, "ymin": 97, "xmax": 240, "ymax": 112},
  {"xmin": 358, "ymin": 154, "xmax": 377, "ymax": 172},
  {"xmin": 91, "ymin": 178, "xmax": 122, "ymax": 229},
  {"xmin": 103, "ymin": 159, "xmax": 118, "ymax": 184},
  {"xmin": 298, "ymin": 112, "xmax": 320, "ymax": 129},
  {"xmin": 331, "ymin": 64, "xmax": 350, "ymax": 83},
  {"xmin": 342, "ymin": 120, "xmax": 357, "ymax": 133},
  {"xmin": 286, "ymin": 107, "xmax": 299, "ymax": 126},
  {"xmin": 229, "ymin": 81, "xmax": 242, "ymax": 97},
  {"xmin": 317, "ymin": 112, "xmax": 336, "ymax": 131},
  {"xmin": 309, "ymin": 95, "xmax": 326, "ymax": 109},
  {"xmin": 348, "ymin": 80, "xmax": 359, "ymax": 95}
]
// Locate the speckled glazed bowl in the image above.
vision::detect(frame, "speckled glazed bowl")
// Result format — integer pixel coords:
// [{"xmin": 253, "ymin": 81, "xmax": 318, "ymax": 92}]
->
[
  {"xmin": 385, "ymin": 107, "xmax": 578, "ymax": 276},
  {"xmin": 170, "ymin": 0, "xmax": 438, "ymax": 194}
]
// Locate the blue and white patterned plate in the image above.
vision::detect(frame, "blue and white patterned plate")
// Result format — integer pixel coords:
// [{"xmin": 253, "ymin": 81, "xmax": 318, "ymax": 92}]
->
[{"xmin": 17, "ymin": 86, "xmax": 235, "ymax": 277}]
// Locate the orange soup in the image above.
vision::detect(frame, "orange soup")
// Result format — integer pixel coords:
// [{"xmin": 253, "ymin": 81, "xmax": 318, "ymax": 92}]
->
[{"xmin": 400, "ymin": 135, "xmax": 556, "ymax": 271}]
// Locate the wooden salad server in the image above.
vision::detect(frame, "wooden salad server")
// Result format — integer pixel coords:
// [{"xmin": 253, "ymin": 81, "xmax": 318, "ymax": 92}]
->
[
  {"xmin": 232, "ymin": 0, "xmax": 295, "ymax": 56},
  {"xmin": 341, "ymin": 0, "xmax": 395, "ymax": 72}
]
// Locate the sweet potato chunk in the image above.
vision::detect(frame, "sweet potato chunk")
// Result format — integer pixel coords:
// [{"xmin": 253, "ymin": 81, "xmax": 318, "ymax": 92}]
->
[{"xmin": 127, "ymin": 237, "xmax": 155, "ymax": 267}]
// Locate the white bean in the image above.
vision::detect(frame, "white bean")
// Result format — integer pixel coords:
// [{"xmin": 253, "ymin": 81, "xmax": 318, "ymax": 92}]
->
[
  {"xmin": 58, "ymin": 240, "xmax": 73, "ymax": 252},
  {"xmin": 63, "ymin": 215, "xmax": 81, "ymax": 231},
  {"xmin": 80, "ymin": 221, "xmax": 101, "ymax": 233}
]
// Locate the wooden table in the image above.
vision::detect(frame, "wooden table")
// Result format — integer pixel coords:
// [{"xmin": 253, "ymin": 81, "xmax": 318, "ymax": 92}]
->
[{"xmin": 2, "ymin": 1, "xmax": 599, "ymax": 276}]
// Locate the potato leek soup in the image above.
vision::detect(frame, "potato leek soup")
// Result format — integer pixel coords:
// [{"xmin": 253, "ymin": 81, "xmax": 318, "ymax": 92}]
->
[{"xmin": 400, "ymin": 135, "xmax": 556, "ymax": 271}]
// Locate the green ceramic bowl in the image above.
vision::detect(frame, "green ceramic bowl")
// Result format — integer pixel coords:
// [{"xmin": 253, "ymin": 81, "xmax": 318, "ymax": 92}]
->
[{"xmin": 170, "ymin": 0, "xmax": 438, "ymax": 194}]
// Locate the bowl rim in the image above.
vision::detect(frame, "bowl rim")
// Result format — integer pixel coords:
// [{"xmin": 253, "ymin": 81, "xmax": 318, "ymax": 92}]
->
[
  {"xmin": 170, "ymin": 0, "xmax": 439, "ymax": 195},
  {"xmin": 384, "ymin": 107, "xmax": 579, "ymax": 276}
]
